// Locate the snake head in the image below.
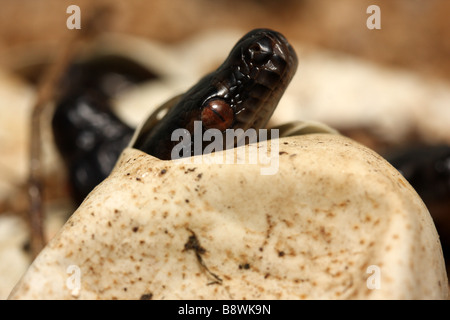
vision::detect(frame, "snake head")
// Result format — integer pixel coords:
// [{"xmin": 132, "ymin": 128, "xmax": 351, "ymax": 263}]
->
[
  {"xmin": 212, "ymin": 28, "xmax": 298, "ymax": 132},
  {"xmin": 133, "ymin": 29, "xmax": 298, "ymax": 160}
]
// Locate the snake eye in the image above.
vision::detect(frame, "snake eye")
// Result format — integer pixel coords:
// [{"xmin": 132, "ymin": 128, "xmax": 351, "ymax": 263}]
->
[{"xmin": 201, "ymin": 99, "xmax": 234, "ymax": 131}]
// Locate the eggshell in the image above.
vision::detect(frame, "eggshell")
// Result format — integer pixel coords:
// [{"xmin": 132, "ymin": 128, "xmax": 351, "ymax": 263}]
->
[{"xmin": 8, "ymin": 134, "xmax": 448, "ymax": 299}]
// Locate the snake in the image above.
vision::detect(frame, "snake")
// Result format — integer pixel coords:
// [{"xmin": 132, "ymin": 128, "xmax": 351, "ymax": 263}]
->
[
  {"xmin": 52, "ymin": 55, "xmax": 156, "ymax": 204},
  {"xmin": 52, "ymin": 29, "xmax": 299, "ymax": 204}
]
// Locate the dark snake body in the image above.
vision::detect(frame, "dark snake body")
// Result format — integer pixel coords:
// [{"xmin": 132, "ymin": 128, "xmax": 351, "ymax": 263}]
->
[
  {"xmin": 52, "ymin": 29, "xmax": 298, "ymax": 203},
  {"xmin": 386, "ymin": 145, "xmax": 450, "ymax": 255}
]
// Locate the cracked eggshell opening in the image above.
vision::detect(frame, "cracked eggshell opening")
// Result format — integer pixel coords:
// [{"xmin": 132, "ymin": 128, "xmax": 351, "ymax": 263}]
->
[{"xmin": 8, "ymin": 134, "xmax": 448, "ymax": 299}]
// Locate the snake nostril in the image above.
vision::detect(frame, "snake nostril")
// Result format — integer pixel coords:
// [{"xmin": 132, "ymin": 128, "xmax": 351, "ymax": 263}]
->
[
  {"xmin": 250, "ymin": 52, "xmax": 269, "ymax": 64},
  {"xmin": 249, "ymin": 43, "xmax": 263, "ymax": 53},
  {"xmin": 247, "ymin": 39, "xmax": 273, "ymax": 65}
]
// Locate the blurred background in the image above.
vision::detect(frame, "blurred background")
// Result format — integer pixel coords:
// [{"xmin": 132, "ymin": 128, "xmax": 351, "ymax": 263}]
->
[
  {"xmin": 0, "ymin": 0, "xmax": 449, "ymax": 299},
  {"xmin": 1, "ymin": 0, "xmax": 449, "ymax": 79}
]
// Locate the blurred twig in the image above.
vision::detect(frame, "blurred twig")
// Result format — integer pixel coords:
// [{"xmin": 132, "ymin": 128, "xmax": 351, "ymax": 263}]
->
[{"xmin": 28, "ymin": 5, "xmax": 114, "ymax": 258}]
